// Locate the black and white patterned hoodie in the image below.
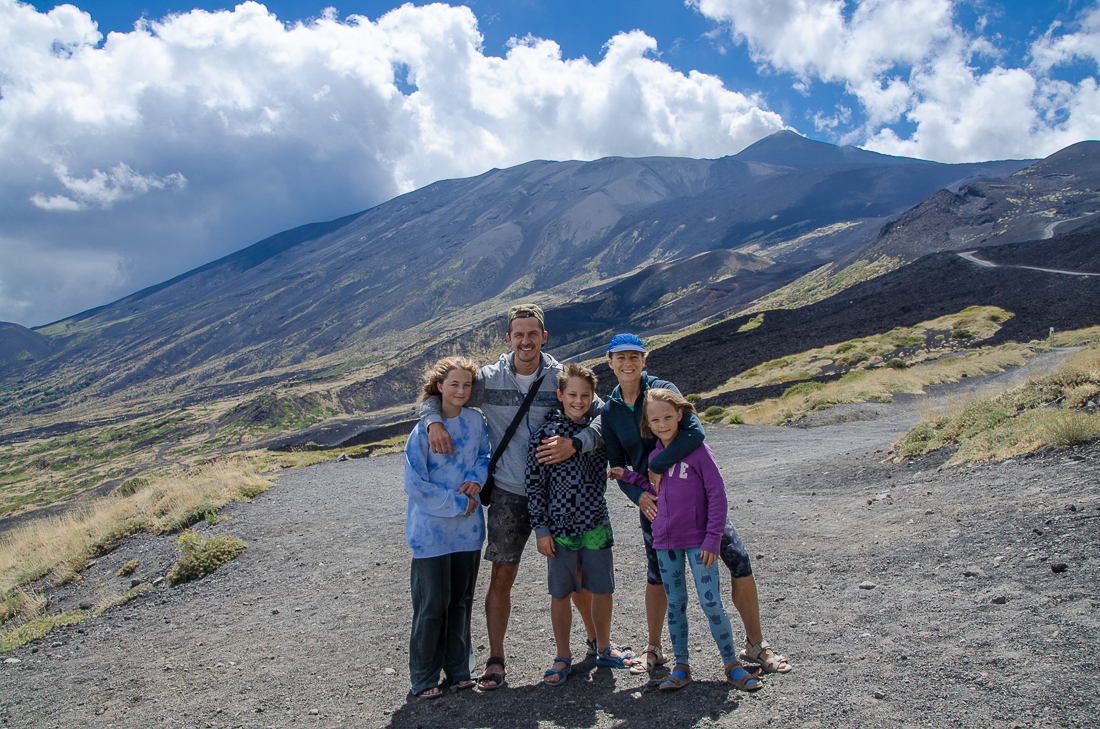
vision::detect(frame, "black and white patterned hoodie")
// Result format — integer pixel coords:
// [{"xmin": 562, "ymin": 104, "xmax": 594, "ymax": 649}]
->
[{"xmin": 525, "ymin": 408, "xmax": 609, "ymax": 540}]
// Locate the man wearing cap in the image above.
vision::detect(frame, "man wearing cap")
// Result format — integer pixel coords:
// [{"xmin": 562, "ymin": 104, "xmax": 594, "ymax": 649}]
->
[
  {"xmin": 419, "ymin": 304, "xmax": 612, "ymax": 689},
  {"xmin": 601, "ymin": 333, "xmax": 792, "ymax": 675}
]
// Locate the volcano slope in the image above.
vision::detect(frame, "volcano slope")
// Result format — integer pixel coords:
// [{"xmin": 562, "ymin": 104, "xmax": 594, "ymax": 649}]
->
[{"xmin": 0, "ymin": 353, "xmax": 1096, "ymax": 729}]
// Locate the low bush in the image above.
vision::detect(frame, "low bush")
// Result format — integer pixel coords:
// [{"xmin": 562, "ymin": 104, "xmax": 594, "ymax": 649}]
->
[
  {"xmin": 781, "ymin": 382, "xmax": 825, "ymax": 400},
  {"xmin": 167, "ymin": 530, "xmax": 246, "ymax": 586},
  {"xmin": 702, "ymin": 406, "xmax": 726, "ymax": 421},
  {"xmin": 727, "ymin": 413, "xmax": 745, "ymax": 424},
  {"xmin": 833, "ymin": 343, "xmax": 855, "ymax": 354},
  {"xmin": 116, "ymin": 560, "xmax": 139, "ymax": 577},
  {"xmin": 837, "ymin": 352, "xmax": 869, "ymax": 368},
  {"xmin": 685, "ymin": 394, "xmax": 701, "ymax": 403},
  {"xmin": 952, "ymin": 329, "xmax": 972, "ymax": 339},
  {"xmin": 1065, "ymin": 384, "xmax": 1100, "ymax": 409},
  {"xmin": 885, "ymin": 359, "xmax": 907, "ymax": 369},
  {"xmin": 1042, "ymin": 411, "xmax": 1100, "ymax": 447}
]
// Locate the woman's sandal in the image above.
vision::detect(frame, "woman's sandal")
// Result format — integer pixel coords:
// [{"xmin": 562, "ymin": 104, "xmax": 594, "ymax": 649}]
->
[
  {"xmin": 658, "ymin": 663, "xmax": 692, "ymax": 691},
  {"xmin": 413, "ymin": 685, "xmax": 443, "ymax": 700},
  {"xmin": 725, "ymin": 660, "xmax": 764, "ymax": 692},
  {"xmin": 542, "ymin": 656, "xmax": 572, "ymax": 686},
  {"xmin": 452, "ymin": 679, "xmax": 477, "ymax": 691},
  {"xmin": 629, "ymin": 644, "xmax": 667, "ymax": 674},
  {"xmin": 478, "ymin": 657, "xmax": 507, "ymax": 690},
  {"xmin": 738, "ymin": 640, "xmax": 792, "ymax": 674},
  {"xmin": 596, "ymin": 645, "xmax": 638, "ymax": 668}
]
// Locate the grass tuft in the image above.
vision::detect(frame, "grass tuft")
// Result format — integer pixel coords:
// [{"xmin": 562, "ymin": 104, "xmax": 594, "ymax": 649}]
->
[
  {"xmin": 895, "ymin": 344, "xmax": 1100, "ymax": 464},
  {"xmin": 166, "ymin": 530, "xmax": 246, "ymax": 585}
]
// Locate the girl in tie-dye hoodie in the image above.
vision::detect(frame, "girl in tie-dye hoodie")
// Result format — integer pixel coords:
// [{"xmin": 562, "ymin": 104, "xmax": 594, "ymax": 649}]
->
[{"xmin": 403, "ymin": 357, "xmax": 491, "ymax": 699}]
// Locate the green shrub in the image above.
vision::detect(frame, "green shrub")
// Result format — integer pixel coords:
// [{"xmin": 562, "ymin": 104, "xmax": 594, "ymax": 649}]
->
[
  {"xmin": 1065, "ymin": 384, "xmax": 1100, "ymax": 409},
  {"xmin": 685, "ymin": 394, "xmax": 702, "ymax": 403},
  {"xmin": 885, "ymin": 359, "xmax": 907, "ymax": 369},
  {"xmin": 781, "ymin": 381, "xmax": 825, "ymax": 400},
  {"xmin": 1042, "ymin": 411, "xmax": 1100, "ymax": 447},
  {"xmin": 727, "ymin": 413, "xmax": 745, "ymax": 424},
  {"xmin": 952, "ymin": 329, "xmax": 972, "ymax": 339},
  {"xmin": 702, "ymin": 406, "xmax": 725, "ymax": 420},
  {"xmin": 834, "ymin": 343, "xmax": 855, "ymax": 354},
  {"xmin": 114, "ymin": 478, "xmax": 148, "ymax": 497},
  {"xmin": 116, "ymin": 560, "xmax": 139, "ymax": 577},
  {"xmin": 167, "ymin": 530, "xmax": 246, "ymax": 586},
  {"xmin": 0, "ymin": 611, "xmax": 86, "ymax": 653},
  {"xmin": 837, "ymin": 352, "xmax": 869, "ymax": 368}
]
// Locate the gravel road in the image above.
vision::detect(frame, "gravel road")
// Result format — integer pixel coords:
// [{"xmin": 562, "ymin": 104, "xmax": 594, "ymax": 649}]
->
[{"xmin": 1, "ymin": 368, "xmax": 1098, "ymax": 729}]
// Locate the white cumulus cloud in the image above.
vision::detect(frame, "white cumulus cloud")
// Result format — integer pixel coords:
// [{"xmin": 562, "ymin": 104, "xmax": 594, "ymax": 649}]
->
[
  {"xmin": 692, "ymin": 0, "xmax": 1100, "ymax": 161},
  {"xmin": 31, "ymin": 163, "xmax": 187, "ymax": 211},
  {"xmin": 0, "ymin": 0, "xmax": 786, "ymax": 326}
]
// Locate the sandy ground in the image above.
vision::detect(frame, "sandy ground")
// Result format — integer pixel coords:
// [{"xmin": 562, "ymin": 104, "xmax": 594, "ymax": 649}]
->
[{"xmin": 1, "ymin": 367, "xmax": 1098, "ymax": 729}]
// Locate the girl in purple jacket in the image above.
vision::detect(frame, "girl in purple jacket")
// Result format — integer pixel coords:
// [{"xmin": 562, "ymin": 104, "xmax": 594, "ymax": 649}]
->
[{"xmin": 609, "ymin": 388, "xmax": 761, "ymax": 693}]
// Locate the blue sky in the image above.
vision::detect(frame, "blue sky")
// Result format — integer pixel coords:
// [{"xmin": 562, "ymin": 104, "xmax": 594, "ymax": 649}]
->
[{"xmin": 2, "ymin": 0, "xmax": 1098, "ymax": 326}]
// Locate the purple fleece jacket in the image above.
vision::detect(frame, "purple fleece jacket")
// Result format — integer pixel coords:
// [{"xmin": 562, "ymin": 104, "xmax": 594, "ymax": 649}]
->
[{"xmin": 618, "ymin": 442, "xmax": 728, "ymax": 555}]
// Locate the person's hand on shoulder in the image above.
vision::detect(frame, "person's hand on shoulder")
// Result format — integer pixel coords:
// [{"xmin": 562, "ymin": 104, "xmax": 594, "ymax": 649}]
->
[
  {"xmin": 427, "ymin": 422, "xmax": 455, "ymax": 456},
  {"xmin": 536, "ymin": 435, "xmax": 575, "ymax": 465}
]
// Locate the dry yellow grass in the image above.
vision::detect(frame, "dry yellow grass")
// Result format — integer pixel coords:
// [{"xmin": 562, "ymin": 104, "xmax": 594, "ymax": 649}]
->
[
  {"xmin": 895, "ymin": 342, "xmax": 1100, "ymax": 465},
  {"xmin": 0, "ymin": 454, "xmax": 275, "ymax": 595},
  {"xmin": 727, "ymin": 344, "xmax": 1031, "ymax": 426}
]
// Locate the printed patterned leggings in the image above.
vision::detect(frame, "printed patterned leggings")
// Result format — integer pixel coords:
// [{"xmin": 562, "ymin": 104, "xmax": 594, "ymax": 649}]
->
[{"xmin": 657, "ymin": 548, "xmax": 739, "ymax": 667}]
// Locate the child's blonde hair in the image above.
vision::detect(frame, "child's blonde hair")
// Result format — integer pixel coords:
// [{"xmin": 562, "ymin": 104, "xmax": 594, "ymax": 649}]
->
[
  {"xmin": 557, "ymin": 362, "xmax": 597, "ymax": 392},
  {"xmin": 640, "ymin": 388, "xmax": 696, "ymax": 438},
  {"xmin": 417, "ymin": 356, "xmax": 479, "ymax": 404}
]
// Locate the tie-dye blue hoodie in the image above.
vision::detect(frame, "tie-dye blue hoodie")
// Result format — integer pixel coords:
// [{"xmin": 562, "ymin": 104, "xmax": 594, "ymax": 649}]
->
[{"xmin": 404, "ymin": 407, "xmax": 492, "ymax": 559}]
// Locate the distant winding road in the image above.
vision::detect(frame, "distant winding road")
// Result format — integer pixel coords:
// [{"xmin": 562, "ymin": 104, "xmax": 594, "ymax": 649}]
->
[{"xmin": 958, "ymin": 249, "xmax": 1100, "ymax": 277}]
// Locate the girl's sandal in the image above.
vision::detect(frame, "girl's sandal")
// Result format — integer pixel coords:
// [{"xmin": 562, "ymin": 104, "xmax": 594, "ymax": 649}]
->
[
  {"xmin": 724, "ymin": 660, "xmax": 763, "ymax": 692},
  {"xmin": 629, "ymin": 644, "xmax": 667, "ymax": 674},
  {"xmin": 738, "ymin": 640, "xmax": 792, "ymax": 674},
  {"xmin": 658, "ymin": 663, "xmax": 692, "ymax": 691}
]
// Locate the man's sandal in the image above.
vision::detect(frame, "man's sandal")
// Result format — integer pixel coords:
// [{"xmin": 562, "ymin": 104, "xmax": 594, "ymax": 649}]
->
[
  {"xmin": 658, "ymin": 663, "xmax": 692, "ymax": 691},
  {"xmin": 725, "ymin": 661, "xmax": 763, "ymax": 691},
  {"xmin": 738, "ymin": 640, "xmax": 792, "ymax": 674},
  {"xmin": 413, "ymin": 685, "xmax": 443, "ymax": 700},
  {"xmin": 478, "ymin": 657, "xmax": 506, "ymax": 690},
  {"xmin": 542, "ymin": 656, "xmax": 572, "ymax": 686},
  {"xmin": 629, "ymin": 644, "xmax": 667, "ymax": 674}
]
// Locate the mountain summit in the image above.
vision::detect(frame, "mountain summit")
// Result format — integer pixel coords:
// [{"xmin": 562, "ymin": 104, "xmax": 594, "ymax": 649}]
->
[{"xmin": 1, "ymin": 132, "xmax": 1037, "ymax": 413}]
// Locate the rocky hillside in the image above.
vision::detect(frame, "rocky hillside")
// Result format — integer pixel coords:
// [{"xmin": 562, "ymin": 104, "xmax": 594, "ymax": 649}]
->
[{"xmin": 2, "ymin": 132, "xmax": 1027, "ymax": 408}]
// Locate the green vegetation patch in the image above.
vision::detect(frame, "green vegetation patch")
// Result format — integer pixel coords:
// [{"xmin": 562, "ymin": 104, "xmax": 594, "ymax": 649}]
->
[
  {"xmin": 0, "ymin": 611, "xmax": 87, "ymax": 653},
  {"xmin": 167, "ymin": 530, "xmax": 247, "ymax": 585},
  {"xmin": 895, "ymin": 344, "xmax": 1100, "ymax": 464}
]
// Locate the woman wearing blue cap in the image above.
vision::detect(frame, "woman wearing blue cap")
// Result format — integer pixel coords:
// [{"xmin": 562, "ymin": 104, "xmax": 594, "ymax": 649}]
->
[{"xmin": 600, "ymin": 333, "xmax": 791, "ymax": 676}]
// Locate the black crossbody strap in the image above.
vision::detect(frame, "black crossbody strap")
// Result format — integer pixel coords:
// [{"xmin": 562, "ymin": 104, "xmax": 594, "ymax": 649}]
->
[{"xmin": 486, "ymin": 371, "xmax": 547, "ymax": 477}]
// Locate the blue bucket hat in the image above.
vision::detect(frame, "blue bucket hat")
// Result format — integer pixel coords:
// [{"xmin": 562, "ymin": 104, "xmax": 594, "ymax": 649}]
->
[{"xmin": 607, "ymin": 333, "xmax": 647, "ymax": 354}]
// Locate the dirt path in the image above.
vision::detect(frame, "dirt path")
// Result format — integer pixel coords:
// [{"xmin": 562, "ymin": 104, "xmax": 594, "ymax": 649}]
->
[
  {"xmin": 1, "ymin": 369, "xmax": 1098, "ymax": 728},
  {"xmin": 958, "ymin": 250, "xmax": 1100, "ymax": 277}
]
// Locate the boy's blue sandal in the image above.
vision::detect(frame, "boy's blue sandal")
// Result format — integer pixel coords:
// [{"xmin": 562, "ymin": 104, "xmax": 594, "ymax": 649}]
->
[
  {"xmin": 588, "ymin": 640, "xmax": 635, "ymax": 660},
  {"xmin": 659, "ymin": 663, "xmax": 693, "ymax": 691},
  {"xmin": 543, "ymin": 657, "xmax": 572, "ymax": 686},
  {"xmin": 596, "ymin": 645, "xmax": 636, "ymax": 668},
  {"xmin": 725, "ymin": 661, "xmax": 763, "ymax": 692}
]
